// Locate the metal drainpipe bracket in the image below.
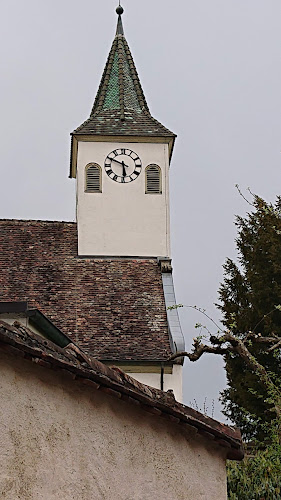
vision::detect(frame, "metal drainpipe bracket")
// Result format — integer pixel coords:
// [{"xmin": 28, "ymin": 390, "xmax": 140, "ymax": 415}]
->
[{"xmin": 157, "ymin": 257, "xmax": 173, "ymax": 273}]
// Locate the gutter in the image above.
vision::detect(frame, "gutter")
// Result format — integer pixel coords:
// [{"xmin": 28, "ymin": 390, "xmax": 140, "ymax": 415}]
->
[
  {"xmin": 158, "ymin": 258, "xmax": 185, "ymax": 359},
  {"xmin": 0, "ymin": 302, "xmax": 71, "ymax": 349},
  {"xmin": 27, "ymin": 309, "xmax": 71, "ymax": 348}
]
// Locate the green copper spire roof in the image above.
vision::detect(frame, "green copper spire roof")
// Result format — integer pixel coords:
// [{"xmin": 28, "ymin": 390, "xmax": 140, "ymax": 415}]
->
[
  {"xmin": 72, "ymin": 6, "xmax": 175, "ymax": 138},
  {"xmin": 91, "ymin": 31, "xmax": 148, "ymax": 120}
]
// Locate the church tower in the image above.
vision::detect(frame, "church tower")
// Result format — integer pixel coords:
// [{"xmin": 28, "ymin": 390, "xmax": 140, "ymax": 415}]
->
[
  {"xmin": 0, "ymin": 5, "xmax": 185, "ymax": 402},
  {"xmin": 69, "ymin": 6, "xmax": 185, "ymax": 401},
  {"xmin": 70, "ymin": 6, "xmax": 175, "ymax": 258}
]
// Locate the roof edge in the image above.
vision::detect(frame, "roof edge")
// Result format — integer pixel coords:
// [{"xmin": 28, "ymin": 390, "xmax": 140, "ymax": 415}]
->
[
  {"xmin": 0, "ymin": 320, "xmax": 244, "ymax": 460},
  {"xmin": 0, "ymin": 218, "xmax": 76, "ymax": 225}
]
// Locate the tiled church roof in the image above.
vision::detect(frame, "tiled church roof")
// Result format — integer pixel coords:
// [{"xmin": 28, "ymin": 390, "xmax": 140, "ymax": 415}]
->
[
  {"xmin": 0, "ymin": 219, "xmax": 172, "ymax": 362},
  {"xmin": 72, "ymin": 10, "xmax": 175, "ymax": 138},
  {"xmin": 73, "ymin": 110, "xmax": 175, "ymax": 138}
]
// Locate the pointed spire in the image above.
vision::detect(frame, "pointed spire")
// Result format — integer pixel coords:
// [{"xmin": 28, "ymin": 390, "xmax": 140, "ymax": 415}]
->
[
  {"xmin": 71, "ymin": 5, "xmax": 176, "ymax": 143},
  {"xmin": 89, "ymin": 5, "xmax": 149, "ymax": 121},
  {"xmin": 116, "ymin": 5, "xmax": 124, "ymax": 36}
]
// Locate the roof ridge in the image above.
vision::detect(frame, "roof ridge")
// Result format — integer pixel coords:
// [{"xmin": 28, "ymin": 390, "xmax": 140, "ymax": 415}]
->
[
  {"xmin": 72, "ymin": 115, "xmax": 95, "ymax": 134},
  {"xmin": 0, "ymin": 218, "xmax": 76, "ymax": 225},
  {"xmin": 122, "ymin": 37, "xmax": 149, "ymax": 113},
  {"xmin": 117, "ymin": 35, "xmax": 125, "ymax": 120},
  {"xmin": 91, "ymin": 37, "xmax": 119, "ymax": 116},
  {"xmin": 142, "ymin": 109, "xmax": 177, "ymax": 136}
]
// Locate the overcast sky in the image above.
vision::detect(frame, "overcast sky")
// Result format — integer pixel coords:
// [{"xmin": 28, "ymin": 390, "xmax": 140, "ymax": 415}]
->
[{"xmin": 1, "ymin": 0, "xmax": 280, "ymax": 421}]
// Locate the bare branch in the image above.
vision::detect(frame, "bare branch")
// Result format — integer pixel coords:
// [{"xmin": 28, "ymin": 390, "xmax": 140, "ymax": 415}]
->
[
  {"xmin": 170, "ymin": 302, "xmax": 281, "ymax": 419},
  {"xmin": 183, "ymin": 305, "xmax": 224, "ymax": 333},
  {"xmin": 169, "ymin": 343, "xmax": 231, "ymax": 363},
  {"xmin": 247, "ymin": 334, "xmax": 281, "ymax": 345},
  {"xmin": 169, "ymin": 330, "xmax": 281, "ymax": 419},
  {"xmin": 235, "ymin": 184, "xmax": 255, "ymax": 207},
  {"xmin": 268, "ymin": 339, "xmax": 281, "ymax": 353},
  {"xmin": 253, "ymin": 308, "xmax": 279, "ymax": 333}
]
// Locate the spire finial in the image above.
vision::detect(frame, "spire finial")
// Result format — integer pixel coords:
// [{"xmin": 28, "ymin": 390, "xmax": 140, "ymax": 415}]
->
[
  {"xmin": 116, "ymin": 4, "xmax": 124, "ymax": 16},
  {"xmin": 116, "ymin": 4, "xmax": 124, "ymax": 35}
]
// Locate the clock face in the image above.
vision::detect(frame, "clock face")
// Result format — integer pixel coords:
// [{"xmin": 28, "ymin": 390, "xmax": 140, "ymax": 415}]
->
[{"xmin": 104, "ymin": 148, "xmax": 142, "ymax": 183}]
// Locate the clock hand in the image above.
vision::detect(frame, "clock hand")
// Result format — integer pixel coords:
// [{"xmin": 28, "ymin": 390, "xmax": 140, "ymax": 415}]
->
[
  {"xmin": 108, "ymin": 157, "xmax": 130, "ymax": 170},
  {"xmin": 122, "ymin": 161, "xmax": 126, "ymax": 178}
]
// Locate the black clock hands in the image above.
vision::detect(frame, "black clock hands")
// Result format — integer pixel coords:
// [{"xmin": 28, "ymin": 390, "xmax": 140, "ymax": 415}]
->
[
  {"xmin": 104, "ymin": 149, "xmax": 142, "ymax": 184},
  {"xmin": 108, "ymin": 157, "xmax": 130, "ymax": 170}
]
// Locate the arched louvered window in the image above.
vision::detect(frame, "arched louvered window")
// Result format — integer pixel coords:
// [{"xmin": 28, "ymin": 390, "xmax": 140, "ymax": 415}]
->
[
  {"xmin": 145, "ymin": 164, "xmax": 162, "ymax": 194},
  {"xmin": 85, "ymin": 163, "xmax": 102, "ymax": 193}
]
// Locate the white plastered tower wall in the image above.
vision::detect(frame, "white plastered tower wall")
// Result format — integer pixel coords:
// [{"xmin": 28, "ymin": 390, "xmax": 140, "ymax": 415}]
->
[
  {"xmin": 76, "ymin": 140, "xmax": 171, "ymax": 257},
  {"xmin": 130, "ymin": 365, "xmax": 183, "ymax": 402}
]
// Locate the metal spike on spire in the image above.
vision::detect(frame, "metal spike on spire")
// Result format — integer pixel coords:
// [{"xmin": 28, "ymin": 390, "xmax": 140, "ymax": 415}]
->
[{"xmin": 116, "ymin": 4, "xmax": 124, "ymax": 36}]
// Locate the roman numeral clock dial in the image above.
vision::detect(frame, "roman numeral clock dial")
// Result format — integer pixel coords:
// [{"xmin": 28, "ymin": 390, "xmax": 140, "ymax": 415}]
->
[{"xmin": 104, "ymin": 149, "xmax": 142, "ymax": 183}]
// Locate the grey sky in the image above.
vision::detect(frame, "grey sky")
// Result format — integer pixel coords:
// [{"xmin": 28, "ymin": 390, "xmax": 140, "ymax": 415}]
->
[{"xmin": 1, "ymin": 0, "xmax": 280, "ymax": 420}]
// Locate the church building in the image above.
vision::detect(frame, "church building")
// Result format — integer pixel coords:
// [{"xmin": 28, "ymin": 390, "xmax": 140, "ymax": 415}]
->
[
  {"xmin": 0, "ymin": 5, "xmax": 185, "ymax": 401},
  {"xmin": 0, "ymin": 7, "xmax": 244, "ymax": 499}
]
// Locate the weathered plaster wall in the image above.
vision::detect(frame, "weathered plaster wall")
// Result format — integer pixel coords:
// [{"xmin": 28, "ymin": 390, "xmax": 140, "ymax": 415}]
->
[{"xmin": 0, "ymin": 353, "xmax": 227, "ymax": 500}]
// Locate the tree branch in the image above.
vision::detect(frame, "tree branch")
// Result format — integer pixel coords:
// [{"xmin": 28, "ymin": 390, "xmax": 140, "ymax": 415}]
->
[
  {"xmin": 169, "ymin": 331, "xmax": 281, "ymax": 419},
  {"xmin": 169, "ymin": 344, "xmax": 230, "ymax": 362},
  {"xmin": 268, "ymin": 339, "xmax": 281, "ymax": 353},
  {"xmin": 246, "ymin": 334, "xmax": 281, "ymax": 345}
]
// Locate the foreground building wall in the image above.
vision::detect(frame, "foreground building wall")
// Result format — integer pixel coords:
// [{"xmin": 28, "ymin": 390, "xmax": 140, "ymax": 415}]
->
[{"xmin": 0, "ymin": 352, "xmax": 227, "ymax": 500}]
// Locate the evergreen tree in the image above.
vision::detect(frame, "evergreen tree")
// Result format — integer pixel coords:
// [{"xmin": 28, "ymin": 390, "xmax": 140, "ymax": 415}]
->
[
  {"xmin": 227, "ymin": 437, "xmax": 281, "ymax": 499},
  {"xmin": 218, "ymin": 195, "xmax": 281, "ymax": 440}
]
